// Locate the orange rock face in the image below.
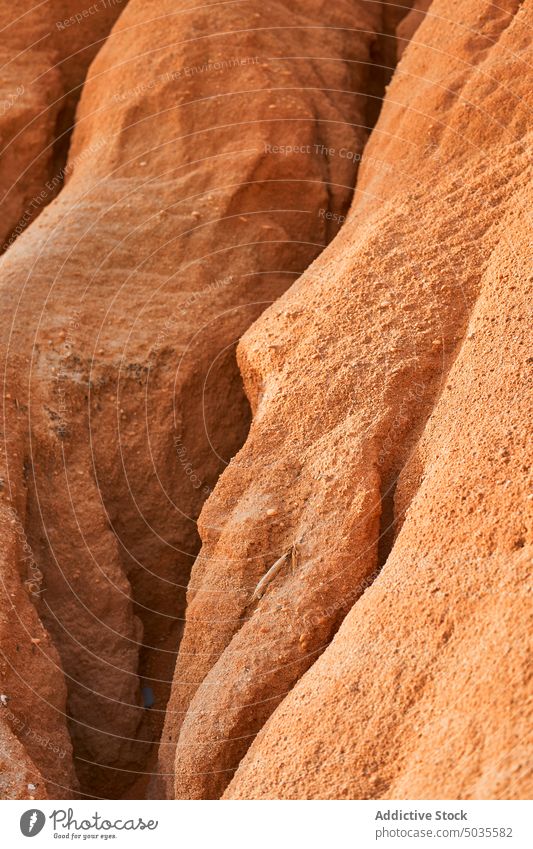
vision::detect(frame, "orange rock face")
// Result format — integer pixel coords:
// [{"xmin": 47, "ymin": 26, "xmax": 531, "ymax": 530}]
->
[
  {"xmin": 0, "ymin": 0, "xmax": 390, "ymax": 799},
  {"xmin": 396, "ymin": 0, "xmax": 433, "ymax": 59},
  {"xmin": 0, "ymin": 0, "xmax": 531, "ymax": 803},
  {"xmin": 0, "ymin": 1, "xmax": 125, "ymax": 251},
  {"xmin": 165, "ymin": 0, "xmax": 533, "ymax": 800}
]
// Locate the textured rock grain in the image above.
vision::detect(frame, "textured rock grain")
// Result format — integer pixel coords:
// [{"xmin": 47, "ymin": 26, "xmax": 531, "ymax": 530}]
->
[
  {"xmin": 0, "ymin": 0, "xmax": 125, "ymax": 250},
  {"xmin": 166, "ymin": 0, "xmax": 533, "ymax": 800},
  {"xmin": 1, "ymin": 0, "xmax": 385, "ymax": 798},
  {"xmin": 1, "ymin": 0, "xmax": 530, "ymax": 803}
]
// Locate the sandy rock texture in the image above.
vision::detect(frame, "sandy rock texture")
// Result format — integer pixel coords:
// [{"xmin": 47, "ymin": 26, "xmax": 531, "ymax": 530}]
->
[
  {"xmin": 0, "ymin": 455, "xmax": 77, "ymax": 798},
  {"xmin": 165, "ymin": 0, "xmax": 532, "ymax": 800},
  {"xmin": 0, "ymin": 0, "xmax": 388, "ymax": 798},
  {"xmin": 0, "ymin": 721, "xmax": 47, "ymax": 801},
  {"xmin": 0, "ymin": 0, "xmax": 126, "ymax": 252}
]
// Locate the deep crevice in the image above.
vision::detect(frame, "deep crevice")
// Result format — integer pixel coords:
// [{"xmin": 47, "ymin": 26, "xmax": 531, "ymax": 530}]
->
[
  {"xmin": 16, "ymin": 4, "xmax": 421, "ymax": 801},
  {"xmin": 161, "ymin": 7, "xmax": 422, "ymax": 801},
  {"xmin": 377, "ymin": 475, "xmax": 398, "ymax": 572}
]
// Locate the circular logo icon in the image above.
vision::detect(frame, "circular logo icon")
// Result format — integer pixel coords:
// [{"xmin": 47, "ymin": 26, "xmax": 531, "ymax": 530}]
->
[{"xmin": 20, "ymin": 809, "xmax": 46, "ymax": 837}]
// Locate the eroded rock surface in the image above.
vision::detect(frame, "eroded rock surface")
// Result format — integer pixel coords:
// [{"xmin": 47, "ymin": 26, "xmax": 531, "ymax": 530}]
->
[
  {"xmin": 0, "ymin": 0, "xmax": 126, "ymax": 251},
  {"xmin": 1, "ymin": 0, "xmax": 530, "ymax": 802},
  {"xmin": 165, "ymin": 0, "xmax": 532, "ymax": 800},
  {"xmin": 1, "ymin": 0, "xmax": 386, "ymax": 798},
  {"xmin": 396, "ymin": 0, "xmax": 433, "ymax": 59}
]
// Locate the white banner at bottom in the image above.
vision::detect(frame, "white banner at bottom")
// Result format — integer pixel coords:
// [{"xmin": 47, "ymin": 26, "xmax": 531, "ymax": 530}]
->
[{"xmin": 2, "ymin": 799, "xmax": 531, "ymax": 849}]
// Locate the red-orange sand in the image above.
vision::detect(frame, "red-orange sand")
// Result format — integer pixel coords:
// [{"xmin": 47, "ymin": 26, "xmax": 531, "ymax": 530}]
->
[{"xmin": 0, "ymin": 0, "xmax": 530, "ymax": 801}]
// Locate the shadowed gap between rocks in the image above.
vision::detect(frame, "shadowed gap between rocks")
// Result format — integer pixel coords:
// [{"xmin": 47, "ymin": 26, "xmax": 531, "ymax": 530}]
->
[
  {"xmin": 9, "ymin": 4, "xmax": 420, "ymax": 801},
  {"xmin": 150, "ymin": 11, "xmax": 426, "ymax": 801},
  {"xmin": 111, "ymin": 29, "xmax": 408, "ymax": 803}
]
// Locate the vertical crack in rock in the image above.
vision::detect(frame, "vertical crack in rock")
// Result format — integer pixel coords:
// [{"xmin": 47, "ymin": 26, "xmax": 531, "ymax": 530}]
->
[
  {"xmin": 1, "ymin": 0, "xmax": 401, "ymax": 799},
  {"xmin": 0, "ymin": 440, "xmax": 78, "ymax": 798},
  {"xmin": 164, "ymin": 0, "xmax": 531, "ymax": 800},
  {"xmin": 0, "ymin": 0, "xmax": 128, "ymax": 254},
  {"xmin": 159, "ymin": 1, "xmax": 431, "ymax": 800},
  {"xmin": 2, "ymin": 0, "xmax": 529, "ymax": 804}
]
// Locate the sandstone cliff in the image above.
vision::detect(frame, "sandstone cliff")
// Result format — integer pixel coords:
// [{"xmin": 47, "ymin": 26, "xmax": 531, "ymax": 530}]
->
[
  {"xmin": 0, "ymin": 0, "xmax": 530, "ymax": 802},
  {"xmin": 165, "ymin": 0, "xmax": 532, "ymax": 800},
  {"xmin": 0, "ymin": 0, "xmax": 391, "ymax": 799}
]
